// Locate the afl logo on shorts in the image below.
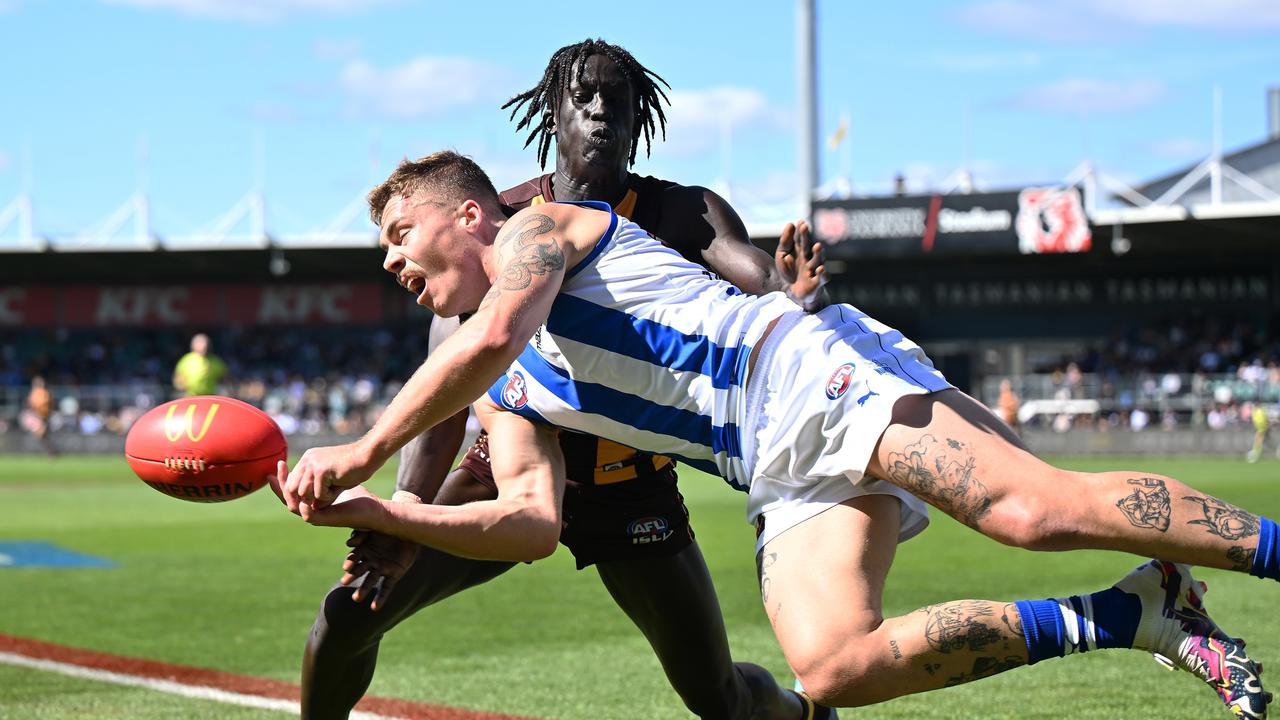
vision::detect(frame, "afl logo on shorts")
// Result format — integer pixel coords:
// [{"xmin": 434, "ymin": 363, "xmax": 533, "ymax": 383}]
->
[
  {"xmin": 825, "ymin": 363, "xmax": 856, "ymax": 399},
  {"xmin": 500, "ymin": 372, "xmax": 528, "ymax": 410},
  {"xmin": 627, "ymin": 516, "xmax": 673, "ymax": 545}
]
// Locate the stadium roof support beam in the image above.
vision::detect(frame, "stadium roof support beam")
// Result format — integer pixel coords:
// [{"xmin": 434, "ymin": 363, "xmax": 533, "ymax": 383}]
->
[
  {"xmin": 55, "ymin": 192, "xmax": 157, "ymax": 252},
  {"xmin": 0, "ymin": 193, "xmax": 45, "ymax": 252}
]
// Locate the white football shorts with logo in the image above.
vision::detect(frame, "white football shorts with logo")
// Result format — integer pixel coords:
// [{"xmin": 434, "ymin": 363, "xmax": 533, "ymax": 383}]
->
[{"xmin": 741, "ymin": 304, "xmax": 954, "ymax": 551}]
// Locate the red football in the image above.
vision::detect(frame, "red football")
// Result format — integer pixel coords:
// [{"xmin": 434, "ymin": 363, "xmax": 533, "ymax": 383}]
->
[{"xmin": 125, "ymin": 396, "xmax": 287, "ymax": 503}]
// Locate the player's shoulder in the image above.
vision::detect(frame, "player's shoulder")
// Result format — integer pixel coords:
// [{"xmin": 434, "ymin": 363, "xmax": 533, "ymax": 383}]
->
[
  {"xmin": 628, "ymin": 172, "xmax": 683, "ymax": 197},
  {"xmin": 499, "ymin": 174, "xmax": 551, "ymax": 211}
]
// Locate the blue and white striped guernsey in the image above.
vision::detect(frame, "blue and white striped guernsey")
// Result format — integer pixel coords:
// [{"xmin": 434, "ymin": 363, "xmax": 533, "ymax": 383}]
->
[{"xmin": 485, "ymin": 201, "xmax": 799, "ymax": 492}]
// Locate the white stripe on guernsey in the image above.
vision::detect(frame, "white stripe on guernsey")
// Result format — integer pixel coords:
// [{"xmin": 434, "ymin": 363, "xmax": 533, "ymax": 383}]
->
[
  {"xmin": 550, "ymin": 334, "xmax": 735, "ymax": 426},
  {"xmin": 0, "ymin": 652, "xmax": 395, "ymax": 720}
]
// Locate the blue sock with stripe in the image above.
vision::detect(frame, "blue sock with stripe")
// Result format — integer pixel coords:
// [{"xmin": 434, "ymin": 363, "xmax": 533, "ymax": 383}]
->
[
  {"xmin": 1251, "ymin": 517, "xmax": 1280, "ymax": 582},
  {"xmin": 1015, "ymin": 588, "xmax": 1140, "ymax": 665}
]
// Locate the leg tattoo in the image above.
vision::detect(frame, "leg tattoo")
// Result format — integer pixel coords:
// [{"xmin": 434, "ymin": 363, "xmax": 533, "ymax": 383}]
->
[
  {"xmin": 1228, "ymin": 546, "xmax": 1257, "ymax": 573},
  {"xmin": 1182, "ymin": 496, "xmax": 1260, "ymax": 541},
  {"xmin": 922, "ymin": 602, "xmax": 1003, "ymax": 654},
  {"xmin": 1115, "ymin": 477, "xmax": 1171, "ymax": 532},
  {"xmin": 885, "ymin": 435, "xmax": 992, "ymax": 528}
]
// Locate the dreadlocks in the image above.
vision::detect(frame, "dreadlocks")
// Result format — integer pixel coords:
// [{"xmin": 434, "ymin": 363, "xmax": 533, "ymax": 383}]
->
[{"xmin": 502, "ymin": 39, "xmax": 670, "ymax": 169}]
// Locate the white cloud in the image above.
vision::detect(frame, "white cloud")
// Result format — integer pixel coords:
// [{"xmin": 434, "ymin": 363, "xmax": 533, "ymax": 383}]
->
[
  {"xmin": 102, "ymin": 0, "xmax": 390, "ymax": 22},
  {"xmin": 1009, "ymin": 78, "xmax": 1165, "ymax": 114},
  {"xmin": 661, "ymin": 87, "xmax": 788, "ymax": 156},
  {"xmin": 1094, "ymin": 0, "xmax": 1280, "ymax": 30},
  {"xmin": 312, "ymin": 38, "xmax": 361, "ymax": 61},
  {"xmin": 337, "ymin": 56, "xmax": 509, "ymax": 120},
  {"xmin": 956, "ymin": 1, "xmax": 1110, "ymax": 41},
  {"xmin": 957, "ymin": 0, "xmax": 1280, "ymax": 39}
]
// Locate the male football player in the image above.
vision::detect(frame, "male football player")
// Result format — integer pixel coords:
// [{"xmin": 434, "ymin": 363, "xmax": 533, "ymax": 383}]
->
[
  {"xmin": 300, "ymin": 40, "xmax": 833, "ymax": 720},
  {"xmin": 281, "ymin": 151, "xmax": 1276, "ymax": 718}
]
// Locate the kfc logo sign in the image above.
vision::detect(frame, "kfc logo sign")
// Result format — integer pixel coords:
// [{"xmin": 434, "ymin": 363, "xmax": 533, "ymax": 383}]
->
[
  {"xmin": 96, "ymin": 287, "xmax": 191, "ymax": 325},
  {"xmin": 1016, "ymin": 187, "xmax": 1092, "ymax": 255}
]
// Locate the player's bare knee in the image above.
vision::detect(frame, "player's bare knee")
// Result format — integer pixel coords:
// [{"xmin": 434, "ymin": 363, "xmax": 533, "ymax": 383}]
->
[{"xmin": 789, "ymin": 642, "xmax": 875, "ymax": 706}]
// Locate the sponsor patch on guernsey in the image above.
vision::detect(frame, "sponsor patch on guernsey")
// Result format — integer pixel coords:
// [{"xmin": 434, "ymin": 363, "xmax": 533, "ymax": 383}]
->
[{"xmin": 825, "ymin": 362, "xmax": 856, "ymax": 400}]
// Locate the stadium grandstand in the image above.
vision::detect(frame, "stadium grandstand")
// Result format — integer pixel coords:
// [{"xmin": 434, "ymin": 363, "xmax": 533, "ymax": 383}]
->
[{"xmin": 4, "ymin": 91, "xmax": 1280, "ymax": 458}]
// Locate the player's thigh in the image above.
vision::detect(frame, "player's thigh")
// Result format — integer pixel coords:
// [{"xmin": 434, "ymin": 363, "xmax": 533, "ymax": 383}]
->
[
  {"xmin": 760, "ymin": 494, "xmax": 900, "ymax": 665},
  {"xmin": 596, "ymin": 541, "xmax": 729, "ymax": 648},
  {"xmin": 866, "ymin": 389, "xmax": 1064, "ymax": 520}
]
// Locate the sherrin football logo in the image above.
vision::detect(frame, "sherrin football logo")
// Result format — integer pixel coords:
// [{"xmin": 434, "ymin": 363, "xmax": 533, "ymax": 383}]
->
[
  {"xmin": 163, "ymin": 402, "xmax": 220, "ymax": 443},
  {"xmin": 501, "ymin": 372, "xmax": 529, "ymax": 410},
  {"xmin": 825, "ymin": 363, "xmax": 856, "ymax": 400}
]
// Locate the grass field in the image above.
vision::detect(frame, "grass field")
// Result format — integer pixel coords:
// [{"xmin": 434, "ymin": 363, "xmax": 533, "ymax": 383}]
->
[{"xmin": 1, "ymin": 454, "xmax": 1277, "ymax": 719}]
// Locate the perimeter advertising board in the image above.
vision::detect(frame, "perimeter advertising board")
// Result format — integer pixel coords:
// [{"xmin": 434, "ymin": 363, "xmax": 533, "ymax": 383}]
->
[{"xmin": 813, "ymin": 187, "xmax": 1092, "ymax": 257}]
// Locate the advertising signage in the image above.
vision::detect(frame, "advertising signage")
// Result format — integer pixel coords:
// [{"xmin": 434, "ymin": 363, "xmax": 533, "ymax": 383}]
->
[{"xmin": 813, "ymin": 186, "xmax": 1092, "ymax": 258}]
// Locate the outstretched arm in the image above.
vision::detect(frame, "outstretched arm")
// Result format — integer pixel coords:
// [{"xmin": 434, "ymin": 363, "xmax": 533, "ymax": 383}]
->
[
  {"xmin": 283, "ymin": 399, "xmax": 565, "ymax": 563},
  {"xmin": 665, "ymin": 187, "xmax": 828, "ymax": 311},
  {"xmin": 282, "ymin": 207, "xmax": 578, "ymax": 508}
]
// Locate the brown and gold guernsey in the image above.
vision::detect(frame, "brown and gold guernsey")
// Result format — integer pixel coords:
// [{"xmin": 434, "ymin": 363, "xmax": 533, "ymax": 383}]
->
[{"xmin": 462, "ymin": 172, "xmax": 679, "ymax": 488}]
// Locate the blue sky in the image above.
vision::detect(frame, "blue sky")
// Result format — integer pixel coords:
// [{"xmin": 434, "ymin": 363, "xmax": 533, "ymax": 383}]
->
[{"xmin": 0, "ymin": 0, "xmax": 1277, "ymax": 238}]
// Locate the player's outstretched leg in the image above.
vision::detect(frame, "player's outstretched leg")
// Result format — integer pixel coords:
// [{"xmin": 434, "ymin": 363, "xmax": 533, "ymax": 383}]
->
[
  {"xmin": 301, "ymin": 467, "xmax": 515, "ymax": 720},
  {"xmin": 596, "ymin": 542, "xmax": 831, "ymax": 719},
  {"xmin": 762, "ymin": 497, "xmax": 1270, "ymax": 717},
  {"xmin": 301, "ymin": 547, "xmax": 515, "ymax": 719},
  {"xmin": 869, "ymin": 389, "xmax": 1280, "ymax": 579}
]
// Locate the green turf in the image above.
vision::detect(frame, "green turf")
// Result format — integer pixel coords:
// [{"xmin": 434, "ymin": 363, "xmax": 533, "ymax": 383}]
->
[{"xmin": 1, "ymin": 455, "xmax": 1277, "ymax": 719}]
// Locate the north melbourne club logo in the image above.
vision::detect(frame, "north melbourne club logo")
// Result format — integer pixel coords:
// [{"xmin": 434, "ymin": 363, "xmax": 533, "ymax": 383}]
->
[
  {"xmin": 501, "ymin": 372, "xmax": 528, "ymax": 410},
  {"xmin": 825, "ymin": 363, "xmax": 856, "ymax": 400}
]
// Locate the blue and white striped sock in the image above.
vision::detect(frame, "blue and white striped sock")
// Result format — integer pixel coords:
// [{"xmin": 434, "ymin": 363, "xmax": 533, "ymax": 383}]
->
[{"xmin": 1015, "ymin": 587, "xmax": 1140, "ymax": 665}]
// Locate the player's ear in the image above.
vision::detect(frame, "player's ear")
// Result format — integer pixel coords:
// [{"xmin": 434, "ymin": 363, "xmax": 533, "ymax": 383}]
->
[
  {"xmin": 543, "ymin": 109, "xmax": 556, "ymax": 134},
  {"xmin": 458, "ymin": 199, "xmax": 482, "ymax": 228}
]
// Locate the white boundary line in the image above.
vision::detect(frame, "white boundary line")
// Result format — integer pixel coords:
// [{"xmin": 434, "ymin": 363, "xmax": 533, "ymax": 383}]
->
[{"xmin": 0, "ymin": 651, "xmax": 397, "ymax": 720}]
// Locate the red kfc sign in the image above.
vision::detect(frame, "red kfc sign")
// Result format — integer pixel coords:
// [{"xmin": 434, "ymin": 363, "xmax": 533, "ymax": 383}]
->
[{"xmin": 0, "ymin": 286, "xmax": 56, "ymax": 326}]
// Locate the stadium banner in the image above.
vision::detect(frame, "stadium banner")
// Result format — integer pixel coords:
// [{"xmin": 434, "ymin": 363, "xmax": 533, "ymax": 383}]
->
[
  {"xmin": 13, "ymin": 283, "xmax": 385, "ymax": 327},
  {"xmin": 0, "ymin": 286, "xmax": 56, "ymax": 326},
  {"xmin": 813, "ymin": 186, "xmax": 1092, "ymax": 257}
]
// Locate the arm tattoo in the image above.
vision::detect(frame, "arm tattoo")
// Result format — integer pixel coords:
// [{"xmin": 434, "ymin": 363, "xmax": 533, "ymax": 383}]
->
[
  {"xmin": 885, "ymin": 435, "xmax": 992, "ymax": 529},
  {"xmin": 1116, "ymin": 477, "xmax": 1171, "ymax": 532},
  {"xmin": 496, "ymin": 214, "xmax": 565, "ymax": 291},
  {"xmin": 1182, "ymin": 496, "xmax": 1260, "ymax": 541}
]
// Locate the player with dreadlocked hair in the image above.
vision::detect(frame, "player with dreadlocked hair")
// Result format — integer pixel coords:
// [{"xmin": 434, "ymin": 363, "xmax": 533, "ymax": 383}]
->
[
  {"xmin": 503, "ymin": 38, "xmax": 669, "ymax": 169},
  {"xmin": 300, "ymin": 38, "xmax": 833, "ymax": 720}
]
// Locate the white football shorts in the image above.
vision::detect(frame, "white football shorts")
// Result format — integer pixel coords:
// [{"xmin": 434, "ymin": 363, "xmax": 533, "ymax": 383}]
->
[{"xmin": 741, "ymin": 304, "xmax": 954, "ymax": 551}]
